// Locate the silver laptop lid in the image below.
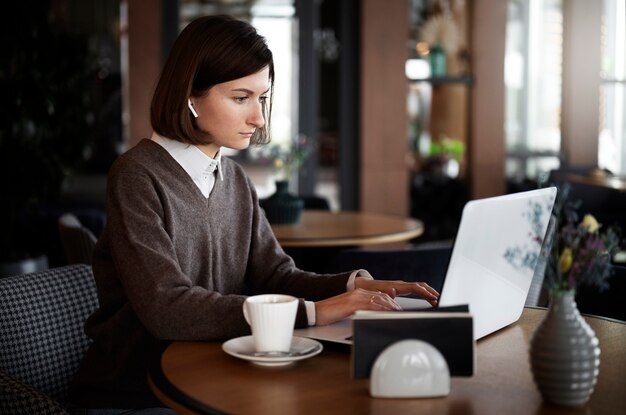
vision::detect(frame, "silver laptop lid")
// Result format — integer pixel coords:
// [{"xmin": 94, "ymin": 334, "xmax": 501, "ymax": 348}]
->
[
  {"xmin": 439, "ymin": 187, "xmax": 557, "ymax": 339},
  {"xmin": 294, "ymin": 187, "xmax": 558, "ymax": 344}
]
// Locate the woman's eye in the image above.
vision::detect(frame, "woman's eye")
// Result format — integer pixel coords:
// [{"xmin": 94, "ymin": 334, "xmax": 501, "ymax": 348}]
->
[
  {"xmin": 234, "ymin": 96, "xmax": 248, "ymax": 103},
  {"xmin": 259, "ymin": 96, "xmax": 268, "ymax": 103}
]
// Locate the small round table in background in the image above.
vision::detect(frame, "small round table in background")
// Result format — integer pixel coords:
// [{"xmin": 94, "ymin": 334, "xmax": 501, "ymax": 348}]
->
[{"xmin": 270, "ymin": 211, "xmax": 424, "ymax": 248}]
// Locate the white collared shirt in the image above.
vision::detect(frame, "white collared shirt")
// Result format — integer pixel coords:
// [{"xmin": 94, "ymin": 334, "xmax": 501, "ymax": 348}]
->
[
  {"xmin": 150, "ymin": 132, "xmax": 372, "ymax": 325},
  {"xmin": 151, "ymin": 132, "xmax": 223, "ymax": 198}
]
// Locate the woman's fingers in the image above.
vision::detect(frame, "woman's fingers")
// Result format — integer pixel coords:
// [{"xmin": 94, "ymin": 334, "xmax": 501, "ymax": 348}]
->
[
  {"xmin": 418, "ymin": 282, "xmax": 440, "ymax": 297},
  {"xmin": 315, "ymin": 282, "xmax": 440, "ymax": 326},
  {"xmin": 358, "ymin": 288, "xmax": 401, "ymax": 311},
  {"xmin": 356, "ymin": 278, "xmax": 441, "ymax": 307},
  {"xmin": 314, "ymin": 289, "xmax": 400, "ymax": 325},
  {"xmin": 417, "ymin": 283, "xmax": 439, "ymax": 300},
  {"xmin": 391, "ymin": 282, "xmax": 439, "ymax": 299},
  {"xmin": 413, "ymin": 283, "xmax": 439, "ymax": 306},
  {"xmin": 374, "ymin": 286, "xmax": 397, "ymax": 298},
  {"xmin": 381, "ymin": 282, "xmax": 439, "ymax": 307}
]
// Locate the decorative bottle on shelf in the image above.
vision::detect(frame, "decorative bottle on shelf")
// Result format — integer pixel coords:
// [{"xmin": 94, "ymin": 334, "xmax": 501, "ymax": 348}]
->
[
  {"xmin": 429, "ymin": 44, "xmax": 447, "ymax": 77},
  {"xmin": 260, "ymin": 180, "xmax": 304, "ymax": 225}
]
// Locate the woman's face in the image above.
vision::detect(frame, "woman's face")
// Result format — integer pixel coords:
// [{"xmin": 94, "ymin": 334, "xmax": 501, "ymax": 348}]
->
[{"xmin": 191, "ymin": 66, "xmax": 270, "ymax": 157}]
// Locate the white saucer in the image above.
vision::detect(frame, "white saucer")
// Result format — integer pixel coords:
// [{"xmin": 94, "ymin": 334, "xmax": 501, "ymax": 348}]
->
[{"xmin": 222, "ymin": 335, "xmax": 323, "ymax": 367}]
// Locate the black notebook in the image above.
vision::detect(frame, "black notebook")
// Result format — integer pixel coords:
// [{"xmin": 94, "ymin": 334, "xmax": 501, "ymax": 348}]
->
[{"xmin": 351, "ymin": 305, "xmax": 474, "ymax": 379}]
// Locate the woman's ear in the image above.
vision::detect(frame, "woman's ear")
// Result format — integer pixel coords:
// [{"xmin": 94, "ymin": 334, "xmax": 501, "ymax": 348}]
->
[{"xmin": 188, "ymin": 98, "xmax": 199, "ymax": 118}]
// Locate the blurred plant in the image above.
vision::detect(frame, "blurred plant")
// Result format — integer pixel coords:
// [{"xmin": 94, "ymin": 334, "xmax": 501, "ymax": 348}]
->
[
  {"xmin": 547, "ymin": 188, "xmax": 621, "ymax": 294},
  {"xmin": 420, "ymin": 136, "xmax": 464, "ymax": 177},
  {"xmin": 254, "ymin": 135, "xmax": 316, "ymax": 181},
  {"xmin": 503, "ymin": 185, "xmax": 622, "ymax": 296},
  {"xmin": 428, "ymin": 136, "xmax": 464, "ymax": 161}
]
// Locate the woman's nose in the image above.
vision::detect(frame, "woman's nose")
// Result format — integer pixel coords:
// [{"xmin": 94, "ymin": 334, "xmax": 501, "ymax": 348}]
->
[{"xmin": 248, "ymin": 103, "xmax": 265, "ymax": 128}]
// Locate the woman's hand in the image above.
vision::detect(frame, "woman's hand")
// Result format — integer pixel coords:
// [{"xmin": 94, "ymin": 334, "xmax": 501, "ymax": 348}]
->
[
  {"xmin": 354, "ymin": 278, "xmax": 439, "ymax": 307},
  {"xmin": 314, "ymin": 288, "xmax": 402, "ymax": 326},
  {"xmin": 314, "ymin": 279, "xmax": 439, "ymax": 326}
]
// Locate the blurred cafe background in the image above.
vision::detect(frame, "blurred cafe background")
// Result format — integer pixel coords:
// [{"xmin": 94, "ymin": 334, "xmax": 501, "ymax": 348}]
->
[{"xmin": 2, "ymin": 0, "xmax": 625, "ymax": 318}]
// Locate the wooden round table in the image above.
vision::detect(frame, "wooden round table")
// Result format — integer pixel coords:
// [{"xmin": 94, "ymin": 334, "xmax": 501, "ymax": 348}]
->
[
  {"xmin": 270, "ymin": 211, "xmax": 424, "ymax": 248},
  {"xmin": 149, "ymin": 308, "xmax": 626, "ymax": 415}
]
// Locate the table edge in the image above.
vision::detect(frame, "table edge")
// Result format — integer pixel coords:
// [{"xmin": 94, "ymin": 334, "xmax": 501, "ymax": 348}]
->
[
  {"xmin": 149, "ymin": 353, "xmax": 227, "ymax": 415},
  {"xmin": 524, "ymin": 305, "xmax": 626, "ymax": 325},
  {"xmin": 277, "ymin": 226, "xmax": 424, "ymax": 247}
]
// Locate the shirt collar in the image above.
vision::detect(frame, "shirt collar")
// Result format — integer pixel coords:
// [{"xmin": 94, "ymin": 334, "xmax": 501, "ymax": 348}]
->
[{"xmin": 151, "ymin": 132, "xmax": 224, "ymax": 182}]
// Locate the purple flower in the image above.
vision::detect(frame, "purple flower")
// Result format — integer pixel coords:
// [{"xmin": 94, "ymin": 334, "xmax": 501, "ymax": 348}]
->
[{"xmin": 549, "ymin": 213, "xmax": 620, "ymax": 293}]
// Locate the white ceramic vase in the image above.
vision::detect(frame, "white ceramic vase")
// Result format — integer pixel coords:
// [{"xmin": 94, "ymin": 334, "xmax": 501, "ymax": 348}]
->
[{"xmin": 529, "ymin": 290, "xmax": 600, "ymax": 406}]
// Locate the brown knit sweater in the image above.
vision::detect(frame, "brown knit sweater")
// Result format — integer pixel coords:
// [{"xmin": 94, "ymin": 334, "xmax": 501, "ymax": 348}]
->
[{"xmin": 69, "ymin": 139, "xmax": 352, "ymax": 408}]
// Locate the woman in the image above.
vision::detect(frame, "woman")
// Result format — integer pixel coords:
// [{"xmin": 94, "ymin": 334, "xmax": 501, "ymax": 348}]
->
[{"xmin": 69, "ymin": 15, "xmax": 438, "ymax": 413}]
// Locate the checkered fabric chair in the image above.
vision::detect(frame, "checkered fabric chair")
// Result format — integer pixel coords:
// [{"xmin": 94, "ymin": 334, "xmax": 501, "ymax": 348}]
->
[{"xmin": 0, "ymin": 264, "xmax": 99, "ymax": 414}]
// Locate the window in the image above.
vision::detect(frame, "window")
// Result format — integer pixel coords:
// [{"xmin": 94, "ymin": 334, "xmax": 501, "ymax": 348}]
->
[
  {"xmin": 599, "ymin": 0, "xmax": 626, "ymax": 175},
  {"xmin": 250, "ymin": 1, "xmax": 297, "ymax": 149},
  {"xmin": 505, "ymin": 0, "xmax": 563, "ymax": 182},
  {"xmin": 507, "ymin": 0, "xmax": 626, "ymax": 180}
]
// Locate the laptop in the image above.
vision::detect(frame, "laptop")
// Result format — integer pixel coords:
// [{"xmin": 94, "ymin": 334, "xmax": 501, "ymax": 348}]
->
[{"xmin": 294, "ymin": 187, "xmax": 558, "ymax": 343}]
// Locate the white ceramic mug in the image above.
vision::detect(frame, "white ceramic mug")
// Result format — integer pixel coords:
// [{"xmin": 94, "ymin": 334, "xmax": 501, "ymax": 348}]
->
[{"xmin": 243, "ymin": 294, "xmax": 299, "ymax": 353}]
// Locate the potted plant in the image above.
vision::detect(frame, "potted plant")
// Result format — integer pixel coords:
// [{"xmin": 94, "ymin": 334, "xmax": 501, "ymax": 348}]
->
[
  {"xmin": 528, "ymin": 187, "xmax": 621, "ymax": 406},
  {"xmin": 418, "ymin": 135, "xmax": 465, "ymax": 178},
  {"xmin": 252, "ymin": 135, "xmax": 315, "ymax": 224},
  {"xmin": 0, "ymin": 4, "xmax": 97, "ymax": 276}
]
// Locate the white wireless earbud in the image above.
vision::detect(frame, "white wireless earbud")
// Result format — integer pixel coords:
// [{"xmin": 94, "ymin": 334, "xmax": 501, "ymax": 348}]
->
[{"xmin": 188, "ymin": 98, "xmax": 199, "ymax": 118}]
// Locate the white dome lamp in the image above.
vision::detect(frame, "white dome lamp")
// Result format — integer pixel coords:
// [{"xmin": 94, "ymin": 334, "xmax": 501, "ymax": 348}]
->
[{"xmin": 370, "ymin": 339, "xmax": 451, "ymax": 398}]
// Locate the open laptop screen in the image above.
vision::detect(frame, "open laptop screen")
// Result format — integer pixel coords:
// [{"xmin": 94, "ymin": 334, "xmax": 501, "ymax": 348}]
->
[
  {"xmin": 438, "ymin": 187, "xmax": 557, "ymax": 338},
  {"xmin": 295, "ymin": 187, "xmax": 557, "ymax": 343}
]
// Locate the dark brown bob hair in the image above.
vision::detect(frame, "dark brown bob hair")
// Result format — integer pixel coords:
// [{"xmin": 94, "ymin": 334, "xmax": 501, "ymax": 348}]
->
[{"xmin": 151, "ymin": 15, "xmax": 274, "ymax": 145}]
